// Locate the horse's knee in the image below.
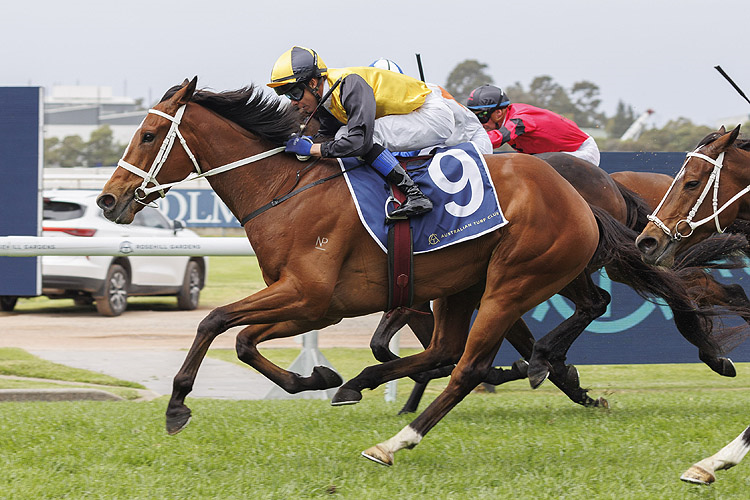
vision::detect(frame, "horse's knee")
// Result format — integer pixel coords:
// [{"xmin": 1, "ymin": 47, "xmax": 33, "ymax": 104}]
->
[
  {"xmin": 450, "ymin": 363, "xmax": 489, "ymax": 390},
  {"xmin": 197, "ymin": 308, "xmax": 230, "ymax": 337}
]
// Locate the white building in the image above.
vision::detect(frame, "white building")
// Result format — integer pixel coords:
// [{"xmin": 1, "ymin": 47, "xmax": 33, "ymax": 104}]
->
[{"xmin": 44, "ymin": 86, "xmax": 145, "ymax": 144}]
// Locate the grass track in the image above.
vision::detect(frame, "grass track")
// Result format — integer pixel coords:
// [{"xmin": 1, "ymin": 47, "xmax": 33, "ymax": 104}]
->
[{"xmin": 0, "ymin": 362, "xmax": 748, "ymax": 499}]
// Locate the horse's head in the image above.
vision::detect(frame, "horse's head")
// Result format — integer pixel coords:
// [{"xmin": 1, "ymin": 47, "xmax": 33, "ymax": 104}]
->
[
  {"xmin": 636, "ymin": 125, "xmax": 743, "ymax": 266},
  {"xmin": 97, "ymin": 77, "xmax": 199, "ymax": 224}
]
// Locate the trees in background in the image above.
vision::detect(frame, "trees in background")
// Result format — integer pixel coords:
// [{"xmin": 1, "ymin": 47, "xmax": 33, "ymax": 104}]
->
[
  {"xmin": 45, "ymin": 125, "xmax": 126, "ymax": 167},
  {"xmin": 445, "ymin": 58, "xmax": 744, "ymax": 152}
]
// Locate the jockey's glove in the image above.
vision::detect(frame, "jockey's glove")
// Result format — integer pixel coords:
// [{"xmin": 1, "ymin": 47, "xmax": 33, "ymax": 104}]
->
[{"xmin": 285, "ymin": 135, "xmax": 313, "ymax": 156}]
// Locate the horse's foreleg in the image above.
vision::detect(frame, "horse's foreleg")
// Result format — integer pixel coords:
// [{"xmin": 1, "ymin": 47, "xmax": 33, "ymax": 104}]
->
[
  {"xmin": 166, "ymin": 308, "xmax": 233, "ymax": 435},
  {"xmin": 681, "ymin": 425, "xmax": 750, "ymax": 484},
  {"xmin": 166, "ymin": 278, "xmax": 336, "ymax": 435},
  {"xmin": 504, "ymin": 319, "xmax": 605, "ymax": 407},
  {"xmin": 528, "ymin": 272, "xmax": 610, "ymax": 389},
  {"xmin": 332, "ymin": 295, "xmax": 474, "ymax": 406},
  {"xmin": 370, "ymin": 302, "xmax": 434, "ymax": 362},
  {"xmin": 670, "ymin": 304, "xmax": 737, "ymax": 378},
  {"xmin": 235, "ymin": 320, "xmax": 342, "ymax": 393}
]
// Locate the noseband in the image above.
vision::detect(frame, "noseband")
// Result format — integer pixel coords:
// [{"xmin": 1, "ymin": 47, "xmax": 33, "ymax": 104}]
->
[
  {"xmin": 647, "ymin": 149, "xmax": 735, "ymax": 241},
  {"xmin": 116, "ymin": 104, "xmax": 285, "ymax": 206}
]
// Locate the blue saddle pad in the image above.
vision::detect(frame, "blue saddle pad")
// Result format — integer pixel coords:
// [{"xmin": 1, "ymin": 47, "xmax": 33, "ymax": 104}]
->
[{"xmin": 339, "ymin": 142, "xmax": 508, "ymax": 254}]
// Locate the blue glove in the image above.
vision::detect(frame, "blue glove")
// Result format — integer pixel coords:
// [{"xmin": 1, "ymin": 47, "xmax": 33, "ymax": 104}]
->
[{"xmin": 285, "ymin": 135, "xmax": 313, "ymax": 156}]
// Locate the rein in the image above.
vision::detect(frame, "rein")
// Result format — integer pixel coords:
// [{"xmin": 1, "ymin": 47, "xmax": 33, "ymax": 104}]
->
[
  {"xmin": 646, "ymin": 148, "xmax": 750, "ymax": 240},
  {"xmin": 116, "ymin": 104, "xmax": 285, "ymax": 206},
  {"xmin": 239, "ymin": 160, "xmax": 363, "ymax": 225}
]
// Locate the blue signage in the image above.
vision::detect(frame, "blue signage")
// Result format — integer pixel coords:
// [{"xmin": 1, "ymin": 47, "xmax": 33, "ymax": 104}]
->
[
  {"xmin": 0, "ymin": 87, "xmax": 42, "ymax": 296},
  {"xmin": 494, "ymin": 150, "xmax": 750, "ymax": 365},
  {"xmin": 160, "ymin": 189, "xmax": 241, "ymax": 227}
]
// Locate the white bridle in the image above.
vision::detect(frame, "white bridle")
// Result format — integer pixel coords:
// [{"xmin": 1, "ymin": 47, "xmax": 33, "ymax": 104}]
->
[
  {"xmin": 116, "ymin": 104, "xmax": 285, "ymax": 205},
  {"xmin": 646, "ymin": 148, "xmax": 749, "ymax": 240}
]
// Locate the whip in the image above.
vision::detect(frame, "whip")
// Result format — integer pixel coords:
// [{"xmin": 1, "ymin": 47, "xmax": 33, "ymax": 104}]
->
[{"xmin": 714, "ymin": 65, "xmax": 750, "ymax": 106}]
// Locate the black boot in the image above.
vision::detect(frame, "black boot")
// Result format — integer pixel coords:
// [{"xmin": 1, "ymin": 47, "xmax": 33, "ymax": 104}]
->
[{"xmin": 385, "ymin": 165, "xmax": 433, "ymax": 221}]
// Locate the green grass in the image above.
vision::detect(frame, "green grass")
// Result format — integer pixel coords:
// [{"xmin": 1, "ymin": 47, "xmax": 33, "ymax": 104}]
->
[
  {"xmin": 0, "ymin": 347, "xmax": 144, "ymax": 399},
  {"xmin": 0, "ymin": 376, "xmax": 748, "ymax": 499},
  {"xmin": 0, "ymin": 348, "xmax": 749, "ymax": 498}
]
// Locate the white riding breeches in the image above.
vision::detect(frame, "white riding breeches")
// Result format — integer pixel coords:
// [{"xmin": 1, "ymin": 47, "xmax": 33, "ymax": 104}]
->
[{"xmin": 562, "ymin": 136, "xmax": 600, "ymax": 166}]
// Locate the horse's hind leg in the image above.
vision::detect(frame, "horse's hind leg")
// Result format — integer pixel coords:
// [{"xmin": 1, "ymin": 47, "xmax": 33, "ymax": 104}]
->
[
  {"xmin": 681, "ymin": 425, "xmax": 750, "ymax": 484},
  {"xmin": 528, "ymin": 272, "xmax": 610, "ymax": 389}
]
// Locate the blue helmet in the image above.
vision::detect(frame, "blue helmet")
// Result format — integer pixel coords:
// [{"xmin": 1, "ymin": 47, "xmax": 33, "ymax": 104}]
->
[{"xmin": 369, "ymin": 58, "xmax": 404, "ymax": 74}]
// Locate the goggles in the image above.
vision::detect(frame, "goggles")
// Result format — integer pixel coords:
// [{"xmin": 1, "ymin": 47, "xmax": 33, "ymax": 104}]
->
[
  {"xmin": 471, "ymin": 108, "xmax": 492, "ymax": 124},
  {"xmin": 284, "ymin": 84, "xmax": 307, "ymax": 101}
]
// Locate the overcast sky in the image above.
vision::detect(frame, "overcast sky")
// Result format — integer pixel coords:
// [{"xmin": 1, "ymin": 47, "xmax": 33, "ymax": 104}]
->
[{"xmin": 2, "ymin": 0, "xmax": 749, "ymax": 128}]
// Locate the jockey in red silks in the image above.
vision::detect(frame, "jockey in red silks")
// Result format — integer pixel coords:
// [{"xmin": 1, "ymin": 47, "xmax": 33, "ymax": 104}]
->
[{"xmin": 466, "ymin": 84, "xmax": 601, "ymax": 166}]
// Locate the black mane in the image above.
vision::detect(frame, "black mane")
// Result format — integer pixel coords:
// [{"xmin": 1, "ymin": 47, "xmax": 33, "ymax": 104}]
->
[{"xmin": 160, "ymin": 84, "xmax": 301, "ymax": 146}]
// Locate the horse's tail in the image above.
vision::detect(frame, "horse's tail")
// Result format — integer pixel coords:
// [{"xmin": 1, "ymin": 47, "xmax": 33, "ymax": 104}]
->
[
  {"xmin": 587, "ymin": 205, "xmax": 730, "ymax": 354},
  {"xmin": 588, "ymin": 205, "xmax": 702, "ymax": 304},
  {"xmin": 614, "ymin": 181, "xmax": 652, "ymax": 231}
]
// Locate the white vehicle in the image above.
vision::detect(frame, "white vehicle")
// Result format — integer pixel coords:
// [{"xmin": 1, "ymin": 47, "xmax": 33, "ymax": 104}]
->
[{"xmin": 0, "ymin": 190, "xmax": 206, "ymax": 316}]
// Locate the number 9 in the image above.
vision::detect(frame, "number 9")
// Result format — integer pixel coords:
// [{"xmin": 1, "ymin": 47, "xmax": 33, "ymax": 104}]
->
[{"xmin": 427, "ymin": 149, "xmax": 484, "ymax": 218}]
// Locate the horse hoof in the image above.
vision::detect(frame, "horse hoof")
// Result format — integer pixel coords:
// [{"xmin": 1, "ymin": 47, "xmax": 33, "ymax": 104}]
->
[
  {"xmin": 700, "ymin": 352, "xmax": 737, "ymax": 378},
  {"xmin": 512, "ymin": 359, "xmax": 529, "ymax": 378},
  {"xmin": 717, "ymin": 357, "xmax": 737, "ymax": 378},
  {"xmin": 362, "ymin": 445, "xmax": 393, "ymax": 466},
  {"xmin": 331, "ymin": 387, "xmax": 362, "ymax": 406},
  {"xmin": 680, "ymin": 465, "xmax": 715, "ymax": 485},
  {"xmin": 565, "ymin": 365, "xmax": 580, "ymax": 386},
  {"xmin": 528, "ymin": 362, "xmax": 550, "ymax": 389},
  {"xmin": 397, "ymin": 407, "xmax": 416, "ymax": 415},
  {"xmin": 312, "ymin": 365, "xmax": 344, "ymax": 389},
  {"xmin": 165, "ymin": 407, "xmax": 192, "ymax": 435}
]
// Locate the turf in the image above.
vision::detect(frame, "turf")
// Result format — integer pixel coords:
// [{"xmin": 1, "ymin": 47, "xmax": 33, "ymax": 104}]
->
[{"xmin": 0, "ymin": 354, "xmax": 748, "ymax": 498}]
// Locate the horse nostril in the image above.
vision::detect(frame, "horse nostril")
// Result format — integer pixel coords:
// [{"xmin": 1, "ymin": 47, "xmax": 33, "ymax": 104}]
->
[
  {"xmin": 636, "ymin": 235, "xmax": 657, "ymax": 256},
  {"xmin": 97, "ymin": 193, "xmax": 115, "ymax": 210}
]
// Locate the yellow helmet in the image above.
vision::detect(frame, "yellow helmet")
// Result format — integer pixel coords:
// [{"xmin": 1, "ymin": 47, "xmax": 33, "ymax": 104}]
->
[{"xmin": 268, "ymin": 46, "xmax": 327, "ymax": 94}]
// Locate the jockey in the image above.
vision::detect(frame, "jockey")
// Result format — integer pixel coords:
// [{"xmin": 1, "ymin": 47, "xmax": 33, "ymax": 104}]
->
[
  {"xmin": 466, "ymin": 84, "xmax": 601, "ymax": 166},
  {"xmin": 268, "ymin": 46, "xmax": 491, "ymax": 222}
]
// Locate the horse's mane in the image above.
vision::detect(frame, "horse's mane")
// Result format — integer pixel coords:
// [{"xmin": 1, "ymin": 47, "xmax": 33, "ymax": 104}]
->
[
  {"xmin": 696, "ymin": 130, "xmax": 750, "ymax": 151},
  {"xmin": 160, "ymin": 84, "xmax": 301, "ymax": 146}
]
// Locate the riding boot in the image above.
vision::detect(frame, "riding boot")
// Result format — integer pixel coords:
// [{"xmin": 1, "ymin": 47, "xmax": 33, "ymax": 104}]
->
[
  {"xmin": 364, "ymin": 143, "xmax": 433, "ymax": 222},
  {"xmin": 384, "ymin": 165, "xmax": 433, "ymax": 221}
]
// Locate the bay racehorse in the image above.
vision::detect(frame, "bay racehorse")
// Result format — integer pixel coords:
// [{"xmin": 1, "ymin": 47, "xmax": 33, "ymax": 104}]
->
[
  {"xmin": 636, "ymin": 125, "xmax": 750, "ymax": 265},
  {"xmin": 367, "ymin": 153, "xmax": 749, "ymax": 414},
  {"xmin": 96, "ymin": 77, "xmax": 606, "ymax": 465},
  {"xmin": 635, "ymin": 126, "xmax": 750, "ymax": 483}
]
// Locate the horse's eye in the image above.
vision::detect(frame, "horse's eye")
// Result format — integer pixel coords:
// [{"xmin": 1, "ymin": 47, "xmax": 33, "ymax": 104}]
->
[
  {"xmin": 684, "ymin": 180, "xmax": 701, "ymax": 189},
  {"xmin": 142, "ymin": 132, "xmax": 156, "ymax": 143}
]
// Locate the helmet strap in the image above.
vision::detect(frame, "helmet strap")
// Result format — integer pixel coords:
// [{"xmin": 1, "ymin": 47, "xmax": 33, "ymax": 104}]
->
[{"xmin": 307, "ymin": 78, "xmax": 323, "ymax": 104}]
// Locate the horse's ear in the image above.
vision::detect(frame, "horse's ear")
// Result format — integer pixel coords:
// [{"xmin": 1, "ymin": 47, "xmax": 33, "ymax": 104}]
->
[
  {"xmin": 728, "ymin": 124, "xmax": 741, "ymax": 146},
  {"xmin": 174, "ymin": 76, "xmax": 198, "ymax": 105},
  {"xmin": 718, "ymin": 125, "xmax": 727, "ymax": 134}
]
